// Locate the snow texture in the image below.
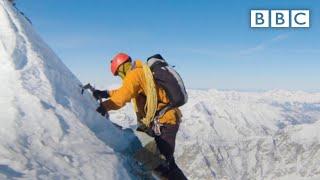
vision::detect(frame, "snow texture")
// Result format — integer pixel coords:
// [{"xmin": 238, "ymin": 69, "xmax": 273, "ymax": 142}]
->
[{"xmin": 0, "ymin": 1, "xmax": 146, "ymax": 179}]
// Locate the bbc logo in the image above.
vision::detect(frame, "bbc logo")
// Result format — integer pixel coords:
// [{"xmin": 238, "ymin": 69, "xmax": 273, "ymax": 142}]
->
[{"xmin": 251, "ymin": 10, "xmax": 310, "ymax": 28}]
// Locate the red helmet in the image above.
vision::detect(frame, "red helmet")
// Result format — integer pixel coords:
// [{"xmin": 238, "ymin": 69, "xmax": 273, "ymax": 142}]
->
[{"xmin": 110, "ymin": 53, "xmax": 131, "ymax": 75}]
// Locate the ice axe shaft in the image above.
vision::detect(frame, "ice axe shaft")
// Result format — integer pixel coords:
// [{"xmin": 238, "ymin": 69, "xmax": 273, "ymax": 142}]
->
[
  {"xmin": 80, "ymin": 83, "xmax": 103, "ymax": 103},
  {"xmin": 80, "ymin": 83, "xmax": 95, "ymax": 94},
  {"xmin": 80, "ymin": 83, "xmax": 108, "ymax": 118}
]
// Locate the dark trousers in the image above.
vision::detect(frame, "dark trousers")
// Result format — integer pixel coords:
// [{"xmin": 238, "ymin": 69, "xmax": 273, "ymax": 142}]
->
[{"xmin": 154, "ymin": 123, "xmax": 187, "ymax": 180}]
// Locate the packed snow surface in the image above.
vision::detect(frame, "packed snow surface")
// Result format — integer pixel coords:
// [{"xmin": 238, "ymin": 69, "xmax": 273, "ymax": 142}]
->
[
  {"xmin": 1, "ymin": 0, "xmax": 320, "ymax": 179},
  {"xmin": 0, "ymin": 0, "xmax": 141, "ymax": 179}
]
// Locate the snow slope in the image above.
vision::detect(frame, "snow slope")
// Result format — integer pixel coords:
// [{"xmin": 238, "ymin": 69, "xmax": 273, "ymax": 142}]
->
[{"xmin": 0, "ymin": 1, "xmax": 143, "ymax": 179}]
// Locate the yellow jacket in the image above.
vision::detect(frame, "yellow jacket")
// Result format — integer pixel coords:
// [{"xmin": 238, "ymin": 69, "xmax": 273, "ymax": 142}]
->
[{"xmin": 102, "ymin": 60, "xmax": 181, "ymax": 125}]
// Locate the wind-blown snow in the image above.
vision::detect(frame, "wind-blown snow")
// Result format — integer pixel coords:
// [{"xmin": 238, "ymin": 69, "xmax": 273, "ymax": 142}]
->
[{"xmin": 0, "ymin": 1, "xmax": 143, "ymax": 179}]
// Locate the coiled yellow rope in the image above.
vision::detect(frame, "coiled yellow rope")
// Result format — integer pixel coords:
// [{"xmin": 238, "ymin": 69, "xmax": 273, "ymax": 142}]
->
[{"xmin": 141, "ymin": 63, "xmax": 158, "ymax": 127}]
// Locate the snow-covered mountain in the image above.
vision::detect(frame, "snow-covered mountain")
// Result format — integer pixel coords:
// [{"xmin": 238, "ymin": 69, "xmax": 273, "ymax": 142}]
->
[
  {"xmin": 177, "ymin": 90, "xmax": 320, "ymax": 179},
  {"xmin": 1, "ymin": 0, "xmax": 320, "ymax": 179},
  {"xmin": 112, "ymin": 90, "xmax": 320, "ymax": 179},
  {"xmin": 0, "ymin": 0, "xmax": 143, "ymax": 179}
]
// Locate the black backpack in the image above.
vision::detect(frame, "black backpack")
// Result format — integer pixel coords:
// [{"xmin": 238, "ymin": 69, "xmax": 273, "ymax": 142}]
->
[{"xmin": 147, "ymin": 54, "xmax": 188, "ymax": 113}]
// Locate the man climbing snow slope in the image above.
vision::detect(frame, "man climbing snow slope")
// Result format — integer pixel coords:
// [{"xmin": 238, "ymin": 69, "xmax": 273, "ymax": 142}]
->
[{"xmin": 94, "ymin": 53, "xmax": 188, "ymax": 179}]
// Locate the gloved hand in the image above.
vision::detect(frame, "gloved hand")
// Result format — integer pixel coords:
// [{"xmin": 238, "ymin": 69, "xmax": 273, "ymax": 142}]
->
[
  {"xmin": 93, "ymin": 90, "xmax": 109, "ymax": 100},
  {"xmin": 96, "ymin": 104, "xmax": 108, "ymax": 117}
]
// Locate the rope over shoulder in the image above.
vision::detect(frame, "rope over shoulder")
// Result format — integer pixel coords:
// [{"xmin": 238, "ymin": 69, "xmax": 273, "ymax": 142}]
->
[{"xmin": 141, "ymin": 62, "xmax": 158, "ymax": 127}]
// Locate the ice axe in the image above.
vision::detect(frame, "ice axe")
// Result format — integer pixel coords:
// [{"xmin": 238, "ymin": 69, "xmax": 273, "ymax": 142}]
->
[
  {"xmin": 80, "ymin": 83, "xmax": 95, "ymax": 94},
  {"xmin": 79, "ymin": 83, "xmax": 103, "ymax": 103},
  {"xmin": 80, "ymin": 83, "xmax": 108, "ymax": 119}
]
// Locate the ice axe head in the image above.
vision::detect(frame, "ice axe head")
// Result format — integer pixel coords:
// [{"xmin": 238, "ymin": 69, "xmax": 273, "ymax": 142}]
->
[{"xmin": 80, "ymin": 83, "xmax": 95, "ymax": 95}]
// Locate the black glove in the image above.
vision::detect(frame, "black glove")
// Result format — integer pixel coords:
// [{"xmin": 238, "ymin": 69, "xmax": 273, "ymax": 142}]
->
[
  {"xmin": 93, "ymin": 90, "xmax": 109, "ymax": 100},
  {"xmin": 96, "ymin": 104, "xmax": 107, "ymax": 117}
]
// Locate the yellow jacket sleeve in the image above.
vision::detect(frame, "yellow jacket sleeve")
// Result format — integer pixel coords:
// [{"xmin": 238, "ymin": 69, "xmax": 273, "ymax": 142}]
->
[{"xmin": 102, "ymin": 69, "xmax": 142, "ymax": 111}]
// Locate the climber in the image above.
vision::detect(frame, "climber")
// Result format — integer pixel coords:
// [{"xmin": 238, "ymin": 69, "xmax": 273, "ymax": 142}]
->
[{"xmin": 93, "ymin": 53, "xmax": 187, "ymax": 180}]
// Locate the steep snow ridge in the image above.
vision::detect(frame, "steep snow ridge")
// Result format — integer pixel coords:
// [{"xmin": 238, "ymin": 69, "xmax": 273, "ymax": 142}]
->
[{"xmin": 0, "ymin": 1, "xmax": 141, "ymax": 179}]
